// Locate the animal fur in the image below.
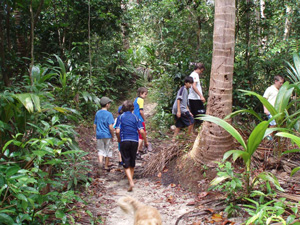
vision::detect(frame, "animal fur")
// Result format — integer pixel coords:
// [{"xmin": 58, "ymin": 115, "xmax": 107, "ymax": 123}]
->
[{"xmin": 117, "ymin": 196, "xmax": 162, "ymax": 225}]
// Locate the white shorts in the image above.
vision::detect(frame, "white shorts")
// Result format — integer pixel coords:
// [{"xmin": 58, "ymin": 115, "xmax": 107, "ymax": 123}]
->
[
  {"xmin": 97, "ymin": 138, "xmax": 112, "ymax": 157},
  {"xmin": 267, "ymin": 114, "xmax": 276, "ymax": 126}
]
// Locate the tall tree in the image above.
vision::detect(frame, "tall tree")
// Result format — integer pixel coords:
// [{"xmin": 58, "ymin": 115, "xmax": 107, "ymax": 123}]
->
[{"xmin": 190, "ymin": 0, "xmax": 236, "ymax": 166}]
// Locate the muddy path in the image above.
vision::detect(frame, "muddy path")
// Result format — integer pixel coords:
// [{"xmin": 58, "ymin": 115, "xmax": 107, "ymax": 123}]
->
[{"xmin": 75, "ymin": 103, "xmax": 204, "ymax": 224}]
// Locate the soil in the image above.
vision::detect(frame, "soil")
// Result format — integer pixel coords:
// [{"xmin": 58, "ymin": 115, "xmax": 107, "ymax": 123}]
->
[{"xmin": 73, "ymin": 103, "xmax": 300, "ymax": 224}]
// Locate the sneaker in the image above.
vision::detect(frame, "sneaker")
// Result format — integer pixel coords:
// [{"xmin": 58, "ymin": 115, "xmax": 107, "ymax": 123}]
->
[
  {"xmin": 266, "ymin": 135, "xmax": 273, "ymax": 141},
  {"xmin": 136, "ymin": 153, "xmax": 142, "ymax": 160}
]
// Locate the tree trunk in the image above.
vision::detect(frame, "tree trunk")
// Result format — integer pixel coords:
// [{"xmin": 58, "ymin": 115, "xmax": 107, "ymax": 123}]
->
[
  {"xmin": 284, "ymin": 5, "xmax": 292, "ymax": 40},
  {"xmin": 190, "ymin": 0, "xmax": 236, "ymax": 166},
  {"xmin": 0, "ymin": 4, "xmax": 10, "ymax": 86},
  {"xmin": 29, "ymin": 0, "xmax": 34, "ymax": 82},
  {"xmin": 88, "ymin": 0, "xmax": 92, "ymax": 78}
]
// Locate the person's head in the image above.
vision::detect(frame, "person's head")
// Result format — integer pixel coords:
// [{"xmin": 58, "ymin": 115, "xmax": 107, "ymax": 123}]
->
[
  {"xmin": 137, "ymin": 87, "xmax": 148, "ymax": 99},
  {"xmin": 118, "ymin": 105, "xmax": 123, "ymax": 115},
  {"xmin": 194, "ymin": 62, "xmax": 205, "ymax": 75},
  {"xmin": 100, "ymin": 96, "xmax": 113, "ymax": 108},
  {"xmin": 184, "ymin": 76, "xmax": 194, "ymax": 89},
  {"xmin": 274, "ymin": 75, "xmax": 284, "ymax": 89},
  {"xmin": 122, "ymin": 100, "xmax": 134, "ymax": 112}
]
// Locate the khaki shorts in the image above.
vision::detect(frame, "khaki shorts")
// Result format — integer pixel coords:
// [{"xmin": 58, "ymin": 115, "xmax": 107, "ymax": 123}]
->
[{"xmin": 97, "ymin": 138, "xmax": 112, "ymax": 157}]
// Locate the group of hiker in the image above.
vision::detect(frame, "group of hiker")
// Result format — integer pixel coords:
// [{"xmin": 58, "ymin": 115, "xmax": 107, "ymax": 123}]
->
[{"xmin": 93, "ymin": 61, "xmax": 284, "ymax": 192}]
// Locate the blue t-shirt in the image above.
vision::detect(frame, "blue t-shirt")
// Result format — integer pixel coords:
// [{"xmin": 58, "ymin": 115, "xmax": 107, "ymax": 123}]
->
[
  {"xmin": 115, "ymin": 111, "xmax": 144, "ymax": 142},
  {"xmin": 133, "ymin": 97, "xmax": 144, "ymax": 122},
  {"xmin": 94, "ymin": 109, "xmax": 114, "ymax": 139}
]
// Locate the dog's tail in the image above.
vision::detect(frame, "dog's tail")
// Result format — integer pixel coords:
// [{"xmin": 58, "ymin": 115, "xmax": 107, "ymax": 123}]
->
[{"xmin": 117, "ymin": 196, "xmax": 144, "ymax": 214}]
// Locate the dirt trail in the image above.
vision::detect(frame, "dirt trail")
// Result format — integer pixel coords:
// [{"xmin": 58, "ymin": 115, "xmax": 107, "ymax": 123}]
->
[{"xmin": 77, "ymin": 103, "xmax": 197, "ymax": 225}]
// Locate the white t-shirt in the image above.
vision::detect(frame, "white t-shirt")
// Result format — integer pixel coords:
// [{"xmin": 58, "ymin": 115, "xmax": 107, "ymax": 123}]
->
[
  {"xmin": 188, "ymin": 71, "xmax": 203, "ymax": 100},
  {"xmin": 263, "ymin": 85, "xmax": 278, "ymax": 106}
]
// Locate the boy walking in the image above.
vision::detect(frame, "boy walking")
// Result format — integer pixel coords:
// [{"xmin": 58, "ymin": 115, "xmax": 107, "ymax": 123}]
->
[
  {"xmin": 263, "ymin": 75, "xmax": 284, "ymax": 127},
  {"xmin": 94, "ymin": 96, "xmax": 115, "ymax": 171},
  {"xmin": 172, "ymin": 77, "xmax": 195, "ymax": 142},
  {"xmin": 115, "ymin": 100, "xmax": 148, "ymax": 192},
  {"xmin": 133, "ymin": 87, "xmax": 148, "ymax": 157},
  {"xmin": 188, "ymin": 63, "xmax": 206, "ymax": 123}
]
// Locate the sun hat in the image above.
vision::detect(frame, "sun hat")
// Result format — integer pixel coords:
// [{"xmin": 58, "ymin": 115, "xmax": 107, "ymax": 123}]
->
[{"xmin": 100, "ymin": 96, "xmax": 113, "ymax": 105}]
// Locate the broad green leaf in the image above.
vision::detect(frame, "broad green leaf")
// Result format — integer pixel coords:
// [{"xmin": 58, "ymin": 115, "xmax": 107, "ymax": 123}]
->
[
  {"xmin": 276, "ymin": 132, "xmax": 300, "ymax": 147},
  {"xmin": 256, "ymin": 172, "xmax": 284, "ymax": 192},
  {"xmin": 223, "ymin": 150, "xmax": 249, "ymax": 163},
  {"xmin": 0, "ymin": 184, "xmax": 7, "ymax": 197},
  {"xmin": 247, "ymin": 121, "xmax": 269, "ymax": 156},
  {"xmin": 291, "ymin": 167, "xmax": 300, "ymax": 176},
  {"xmin": 0, "ymin": 213, "xmax": 14, "ymax": 225},
  {"xmin": 239, "ymin": 90, "xmax": 278, "ymax": 118},
  {"xmin": 199, "ymin": 115, "xmax": 246, "ymax": 150},
  {"xmin": 30, "ymin": 94, "xmax": 41, "ymax": 112},
  {"xmin": 16, "ymin": 193, "xmax": 27, "ymax": 202},
  {"xmin": 55, "ymin": 209, "xmax": 66, "ymax": 219},
  {"xmin": 224, "ymin": 109, "xmax": 263, "ymax": 121},
  {"xmin": 210, "ymin": 175, "xmax": 230, "ymax": 186},
  {"xmin": 274, "ymin": 82, "xmax": 292, "ymax": 111},
  {"xmin": 15, "ymin": 93, "xmax": 33, "ymax": 113},
  {"xmin": 282, "ymin": 149, "xmax": 300, "ymax": 154},
  {"xmin": 6, "ymin": 166, "xmax": 21, "ymax": 177},
  {"xmin": 51, "ymin": 115, "xmax": 59, "ymax": 126},
  {"xmin": 61, "ymin": 150, "xmax": 83, "ymax": 155}
]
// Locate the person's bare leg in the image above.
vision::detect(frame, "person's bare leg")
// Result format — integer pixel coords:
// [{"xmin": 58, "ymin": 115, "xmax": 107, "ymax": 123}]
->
[
  {"xmin": 104, "ymin": 157, "xmax": 109, "ymax": 169},
  {"xmin": 137, "ymin": 139, "xmax": 143, "ymax": 153},
  {"xmin": 118, "ymin": 152, "xmax": 122, "ymax": 163},
  {"xmin": 124, "ymin": 167, "xmax": 134, "ymax": 191},
  {"xmin": 130, "ymin": 167, "xmax": 134, "ymax": 179},
  {"xmin": 187, "ymin": 124, "xmax": 194, "ymax": 135},
  {"xmin": 172, "ymin": 127, "xmax": 180, "ymax": 142},
  {"xmin": 98, "ymin": 154, "xmax": 103, "ymax": 167}
]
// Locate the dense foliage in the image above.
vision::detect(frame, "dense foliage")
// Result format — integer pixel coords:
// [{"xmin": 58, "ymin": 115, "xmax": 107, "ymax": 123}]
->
[{"xmin": 1, "ymin": 0, "xmax": 300, "ymax": 223}]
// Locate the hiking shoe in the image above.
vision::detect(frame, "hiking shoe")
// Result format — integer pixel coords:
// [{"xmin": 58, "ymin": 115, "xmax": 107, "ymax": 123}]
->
[{"xmin": 136, "ymin": 153, "xmax": 142, "ymax": 160}]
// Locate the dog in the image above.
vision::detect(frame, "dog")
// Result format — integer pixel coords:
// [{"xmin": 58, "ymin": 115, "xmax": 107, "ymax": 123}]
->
[{"xmin": 117, "ymin": 196, "xmax": 162, "ymax": 225}]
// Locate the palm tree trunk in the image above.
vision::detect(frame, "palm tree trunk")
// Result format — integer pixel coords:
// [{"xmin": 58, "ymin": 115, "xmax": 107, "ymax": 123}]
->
[{"xmin": 190, "ymin": 0, "xmax": 236, "ymax": 166}]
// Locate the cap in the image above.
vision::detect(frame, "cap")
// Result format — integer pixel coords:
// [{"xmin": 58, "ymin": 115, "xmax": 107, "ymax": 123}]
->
[
  {"xmin": 118, "ymin": 105, "xmax": 123, "ymax": 114},
  {"xmin": 100, "ymin": 96, "xmax": 113, "ymax": 105}
]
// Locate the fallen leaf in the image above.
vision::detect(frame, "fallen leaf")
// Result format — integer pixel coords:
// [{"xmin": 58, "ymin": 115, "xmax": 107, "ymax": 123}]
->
[
  {"xmin": 192, "ymin": 222, "xmax": 202, "ymax": 225},
  {"xmin": 198, "ymin": 192, "xmax": 209, "ymax": 199},
  {"xmin": 170, "ymin": 183, "xmax": 176, "ymax": 188},
  {"xmin": 186, "ymin": 201, "xmax": 196, "ymax": 206},
  {"xmin": 205, "ymin": 208, "xmax": 214, "ymax": 213},
  {"xmin": 212, "ymin": 213, "xmax": 223, "ymax": 222},
  {"xmin": 163, "ymin": 168, "xmax": 168, "ymax": 172},
  {"xmin": 157, "ymin": 172, "xmax": 162, "ymax": 178},
  {"xmin": 222, "ymin": 220, "xmax": 235, "ymax": 225}
]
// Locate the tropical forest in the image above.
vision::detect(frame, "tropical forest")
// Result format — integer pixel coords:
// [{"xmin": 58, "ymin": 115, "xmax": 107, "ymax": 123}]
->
[{"xmin": 1, "ymin": 0, "xmax": 300, "ymax": 224}]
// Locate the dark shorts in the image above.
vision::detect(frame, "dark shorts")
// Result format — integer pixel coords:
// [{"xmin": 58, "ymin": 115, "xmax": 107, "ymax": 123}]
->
[
  {"xmin": 189, "ymin": 99, "xmax": 206, "ymax": 118},
  {"xmin": 138, "ymin": 122, "xmax": 146, "ymax": 140},
  {"xmin": 174, "ymin": 111, "xmax": 194, "ymax": 128},
  {"xmin": 120, "ymin": 141, "xmax": 138, "ymax": 168}
]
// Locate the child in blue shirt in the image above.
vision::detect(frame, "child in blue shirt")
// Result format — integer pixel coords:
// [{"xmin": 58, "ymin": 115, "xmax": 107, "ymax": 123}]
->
[
  {"xmin": 94, "ymin": 97, "xmax": 115, "ymax": 171},
  {"xmin": 115, "ymin": 100, "xmax": 148, "ymax": 192}
]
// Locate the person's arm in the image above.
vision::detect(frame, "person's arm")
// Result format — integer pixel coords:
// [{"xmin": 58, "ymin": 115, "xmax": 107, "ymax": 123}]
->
[
  {"xmin": 140, "ymin": 109, "xmax": 145, "ymax": 121},
  {"xmin": 115, "ymin": 128, "xmax": 121, "ymax": 143},
  {"xmin": 192, "ymin": 82, "xmax": 206, "ymax": 103},
  {"xmin": 109, "ymin": 124, "xmax": 114, "ymax": 142},
  {"xmin": 176, "ymin": 99, "xmax": 181, "ymax": 118},
  {"xmin": 139, "ymin": 129, "xmax": 148, "ymax": 147},
  {"xmin": 93, "ymin": 124, "xmax": 96, "ymax": 132},
  {"xmin": 263, "ymin": 100, "xmax": 270, "ymax": 115}
]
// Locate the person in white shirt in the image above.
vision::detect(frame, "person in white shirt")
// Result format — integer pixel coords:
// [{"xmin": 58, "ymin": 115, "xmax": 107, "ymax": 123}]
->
[
  {"xmin": 188, "ymin": 63, "xmax": 206, "ymax": 125},
  {"xmin": 263, "ymin": 75, "xmax": 284, "ymax": 127}
]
